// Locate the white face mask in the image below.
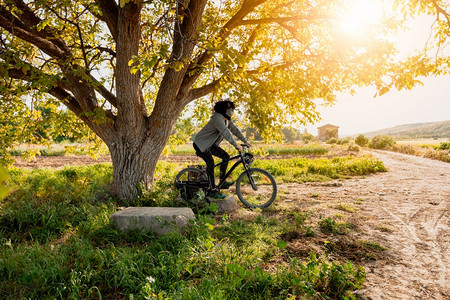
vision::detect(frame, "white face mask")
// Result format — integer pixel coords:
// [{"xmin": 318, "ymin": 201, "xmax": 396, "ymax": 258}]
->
[{"xmin": 226, "ymin": 108, "xmax": 234, "ymax": 118}]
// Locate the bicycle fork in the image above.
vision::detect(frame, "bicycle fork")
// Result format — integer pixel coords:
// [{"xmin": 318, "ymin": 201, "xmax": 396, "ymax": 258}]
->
[{"xmin": 245, "ymin": 169, "xmax": 258, "ymax": 191}]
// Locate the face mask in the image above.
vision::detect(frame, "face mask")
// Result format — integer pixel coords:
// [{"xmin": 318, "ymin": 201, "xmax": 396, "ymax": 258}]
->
[{"xmin": 226, "ymin": 108, "xmax": 234, "ymax": 118}]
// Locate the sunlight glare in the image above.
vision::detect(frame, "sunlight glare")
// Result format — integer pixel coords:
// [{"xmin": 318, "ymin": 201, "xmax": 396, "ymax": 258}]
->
[{"xmin": 338, "ymin": 0, "xmax": 385, "ymax": 35}]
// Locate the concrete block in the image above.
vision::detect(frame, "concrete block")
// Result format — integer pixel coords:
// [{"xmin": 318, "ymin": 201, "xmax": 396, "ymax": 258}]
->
[{"xmin": 110, "ymin": 207, "xmax": 195, "ymax": 235}]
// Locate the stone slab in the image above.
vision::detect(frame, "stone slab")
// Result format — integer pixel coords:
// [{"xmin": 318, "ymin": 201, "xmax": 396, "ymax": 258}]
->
[{"xmin": 110, "ymin": 207, "xmax": 195, "ymax": 235}]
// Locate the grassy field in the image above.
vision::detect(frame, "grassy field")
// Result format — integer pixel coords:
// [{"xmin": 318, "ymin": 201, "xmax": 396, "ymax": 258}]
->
[
  {"xmin": 388, "ymin": 139, "xmax": 450, "ymax": 163},
  {"xmin": 396, "ymin": 138, "xmax": 448, "ymax": 146},
  {"xmin": 0, "ymin": 153, "xmax": 387, "ymax": 299}
]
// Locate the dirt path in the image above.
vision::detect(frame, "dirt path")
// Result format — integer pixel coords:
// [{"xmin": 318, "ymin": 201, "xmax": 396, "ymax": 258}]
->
[{"xmin": 277, "ymin": 150, "xmax": 449, "ymax": 299}]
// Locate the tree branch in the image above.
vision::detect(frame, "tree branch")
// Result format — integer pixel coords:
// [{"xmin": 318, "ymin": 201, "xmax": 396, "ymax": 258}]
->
[
  {"xmin": 0, "ymin": 6, "xmax": 67, "ymax": 59},
  {"xmin": 10, "ymin": 0, "xmax": 71, "ymax": 53},
  {"xmin": 6, "ymin": 67, "xmax": 84, "ymax": 116},
  {"xmin": 93, "ymin": 0, "xmax": 119, "ymax": 41},
  {"xmin": 88, "ymin": 74, "xmax": 118, "ymax": 108},
  {"xmin": 239, "ymin": 14, "xmax": 328, "ymax": 25},
  {"xmin": 431, "ymin": 0, "xmax": 450, "ymax": 29},
  {"xmin": 178, "ymin": 0, "xmax": 268, "ymax": 97},
  {"xmin": 186, "ymin": 78, "xmax": 223, "ymax": 102},
  {"xmin": 192, "ymin": 0, "xmax": 268, "ymax": 70}
]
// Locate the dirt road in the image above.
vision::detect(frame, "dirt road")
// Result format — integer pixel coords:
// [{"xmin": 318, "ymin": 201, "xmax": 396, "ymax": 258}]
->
[{"xmin": 277, "ymin": 150, "xmax": 449, "ymax": 299}]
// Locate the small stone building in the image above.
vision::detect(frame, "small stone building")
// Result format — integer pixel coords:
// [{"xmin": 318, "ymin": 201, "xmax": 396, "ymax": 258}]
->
[{"xmin": 317, "ymin": 124, "xmax": 339, "ymax": 141}]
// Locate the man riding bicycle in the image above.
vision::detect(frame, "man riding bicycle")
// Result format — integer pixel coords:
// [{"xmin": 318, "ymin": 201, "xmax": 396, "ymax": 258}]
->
[{"xmin": 193, "ymin": 99, "xmax": 251, "ymax": 199}]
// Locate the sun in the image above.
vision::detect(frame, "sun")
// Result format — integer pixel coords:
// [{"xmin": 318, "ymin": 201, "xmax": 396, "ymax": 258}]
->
[{"xmin": 338, "ymin": 0, "xmax": 385, "ymax": 35}]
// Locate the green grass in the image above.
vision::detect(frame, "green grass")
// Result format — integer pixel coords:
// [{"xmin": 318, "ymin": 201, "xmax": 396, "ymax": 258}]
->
[
  {"xmin": 0, "ymin": 157, "xmax": 383, "ymax": 299},
  {"xmin": 252, "ymin": 155, "xmax": 387, "ymax": 183}
]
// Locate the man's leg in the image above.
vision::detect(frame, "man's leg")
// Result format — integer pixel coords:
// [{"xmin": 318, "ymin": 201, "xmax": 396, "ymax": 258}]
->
[
  {"xmin": 193, "ymin": 143, "xmax": 216, "ymax": 190},
  {"xmin": 210, "ymin": 145, "xmax": 230, "ymax": 182}
]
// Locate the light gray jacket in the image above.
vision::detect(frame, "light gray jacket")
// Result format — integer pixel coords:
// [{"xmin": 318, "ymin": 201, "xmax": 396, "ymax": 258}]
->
[{"xmin": 194, "ymin": 113, "xmax": 248, "ymax": 152}]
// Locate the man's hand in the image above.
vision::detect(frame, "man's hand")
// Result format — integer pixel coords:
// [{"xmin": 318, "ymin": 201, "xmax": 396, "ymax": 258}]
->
[{"xmin": 236, "ymin": 145, "xmax": 243, "ymax": 152}]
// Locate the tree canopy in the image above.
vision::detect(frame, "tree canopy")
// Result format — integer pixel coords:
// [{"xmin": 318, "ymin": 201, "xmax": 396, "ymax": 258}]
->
[{"xmin": 0, "ymin": 0, "xmax": 448, "ymax": 198}]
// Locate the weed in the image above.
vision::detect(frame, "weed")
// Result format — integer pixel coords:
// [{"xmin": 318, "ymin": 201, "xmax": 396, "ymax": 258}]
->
[
  {"xmin": 355, "ymin": 198, "xmax": 364, "ymax": 205},
  {"xmin": 324, "ymin": 238, "xmax": 387, "ymax": 262},
  {"xmin": 305, "ymin": 226, "xmax": 315, "ymax": 237},
  {"xmin": 318, "ymin": 217, "xmax": 354, "ymax": 235},
  {"xmin": 376, "ymin": 225, "xmax": 393, "ymax": 233},
  {"xmin": 335, "ymin": 203, "xmax": 357, "ymax": 213}
]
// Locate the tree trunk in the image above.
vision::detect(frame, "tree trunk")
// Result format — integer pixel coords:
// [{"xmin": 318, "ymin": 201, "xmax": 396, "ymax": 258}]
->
[
  {"xmin": 108, "ymin": 102, "xmax": 182, "ymax": 200},
  {"xmin": 109, "ymin": 137, "xmax": 158, "ymax": 200}
]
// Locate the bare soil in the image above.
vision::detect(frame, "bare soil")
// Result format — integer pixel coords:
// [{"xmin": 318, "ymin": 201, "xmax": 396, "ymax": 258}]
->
[{"xmin": 12, "ymin": 150, "xmax": 449, "ymax": 299}]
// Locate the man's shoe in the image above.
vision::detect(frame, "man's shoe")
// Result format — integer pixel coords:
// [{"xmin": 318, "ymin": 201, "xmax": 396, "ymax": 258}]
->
[
  {"xmin": 208, "ymin": 190, "xmax": 226, "ymax": 199},
  {"xmin": 220, "ymin": 181, "xmax": 235, "ymax": 189}
]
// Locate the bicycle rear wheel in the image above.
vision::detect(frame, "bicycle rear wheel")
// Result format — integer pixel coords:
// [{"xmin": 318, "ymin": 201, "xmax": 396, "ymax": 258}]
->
[
  {"xmin": 236, "ymin": 168, "xmax": 277, "ymax": 208},
  {"xmin": 174, "ymin": 167, "xmax": 208, "ymax": 200}
]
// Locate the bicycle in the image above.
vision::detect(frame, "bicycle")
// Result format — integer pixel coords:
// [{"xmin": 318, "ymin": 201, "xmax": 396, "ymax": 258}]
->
[{"xmin": 174, "ymin": 145, "xmax": 277, "ymax": 208}]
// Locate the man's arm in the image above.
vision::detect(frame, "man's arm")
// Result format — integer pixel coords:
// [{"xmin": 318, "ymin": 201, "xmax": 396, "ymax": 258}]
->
[
  {"xmin": 212, "ymin": 114, "xmax": 239, "ymax": 149},
  {"xmin": 229, "ymin": 121, "xmax": 249, "ymax": 145}
]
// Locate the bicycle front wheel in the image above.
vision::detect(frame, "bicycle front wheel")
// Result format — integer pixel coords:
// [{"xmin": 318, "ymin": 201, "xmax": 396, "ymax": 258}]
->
[{"xmin": 236, "ymin": 168, "xmax": 277, "ymax": 208}]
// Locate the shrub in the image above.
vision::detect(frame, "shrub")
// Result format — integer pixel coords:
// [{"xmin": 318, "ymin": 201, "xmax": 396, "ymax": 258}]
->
[
  {"xmin": 301, "ymin": 133, "xmax": 316, "ymax": 143},
  {"xmin": 347, "ymin": 143, "xmax": 360, "ymax": 152},
  {"xmin": 369, "ymin": 135, "xmax": 396, "ymax": 150},
  {"xmin": 438, "ymin": 142, "xmax": 450, "ymax": 150},
  {"xmin": 354, "ymin": 134, "xmax": 369, "ymax": 147},
  {"xmin": 337, "ymin": 138, "xmax": 351, "ymax": 145},
  {"xmin": 326, "ymin": 138, "xmax": 338, "ymax": 144}
]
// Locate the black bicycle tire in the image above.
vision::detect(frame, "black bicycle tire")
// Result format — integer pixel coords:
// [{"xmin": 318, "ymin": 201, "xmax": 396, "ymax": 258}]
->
[
  {"xmin": 174, "ymin": 167, "xmax": 205, "ymax": 183},
  {"xmin": 174, "ymin": 167, "xmax": 208, "ymax": 199},
  {"xmin": 235, "ymin": 168, "xmax": 277, "ymax": 208}
]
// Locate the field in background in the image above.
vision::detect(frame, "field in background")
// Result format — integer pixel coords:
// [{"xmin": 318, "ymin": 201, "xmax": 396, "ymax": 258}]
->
[
  {"xmin": 396, "ymin": 138, "xmax": 448, "ymax": 145},
  {"xmin": 7, "ymin": 136, "xmax": 450, "ymax": 167}
]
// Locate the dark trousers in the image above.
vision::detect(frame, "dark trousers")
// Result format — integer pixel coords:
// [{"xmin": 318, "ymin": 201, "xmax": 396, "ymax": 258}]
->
[{"xmin": 193, "ymin": 143, "xmax": 230, "ymax": 189}]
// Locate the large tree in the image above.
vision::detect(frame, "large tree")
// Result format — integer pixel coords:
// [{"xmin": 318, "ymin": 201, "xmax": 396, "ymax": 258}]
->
[{"xmin": 0, "ymin": 0, "xmax": 448, "ymax": 199}]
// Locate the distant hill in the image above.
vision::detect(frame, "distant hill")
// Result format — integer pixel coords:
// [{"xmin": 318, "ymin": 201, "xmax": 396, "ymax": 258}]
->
[{"xmin": 357, "ymin": 120, "xmax": 450, "ymax": 139}]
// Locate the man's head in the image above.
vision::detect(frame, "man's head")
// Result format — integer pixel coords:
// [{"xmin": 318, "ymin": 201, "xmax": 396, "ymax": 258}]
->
[{"xmin": 214, "ymin": 99, "xmax": 235, "ymax": 119}]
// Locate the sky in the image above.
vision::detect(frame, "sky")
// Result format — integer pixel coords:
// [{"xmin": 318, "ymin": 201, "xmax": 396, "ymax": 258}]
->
[{"xmin": 301, "ymin": 5, "xmax": 450, "ymax": 137}]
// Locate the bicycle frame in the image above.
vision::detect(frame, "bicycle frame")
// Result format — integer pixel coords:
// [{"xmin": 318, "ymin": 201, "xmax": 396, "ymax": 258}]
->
[{"xmin": 214, "ymin": 150, "xmax": 253, "ymax": 189}]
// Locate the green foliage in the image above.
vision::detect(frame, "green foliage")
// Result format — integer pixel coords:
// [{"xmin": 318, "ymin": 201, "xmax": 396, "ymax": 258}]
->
[
  {"xmin": 355, "ymin": 134, "xmax": 369, "ymax": 147},
  {"xmin": 369, "ymin": 135, "xmax": 396, "ymax": 149},
  {"xmin": 319, "ymin": 217, "xmax": 354, "ymax": 235},
  {"xmin": 327, "ymin": 137, "xmax": 338, "ymax": 144},
  {"xmin": 281, "ymin": 127, "xmax": 301, "ymax": 143},
  {"xmin": 255, "ymin": 144, "xmax": 329, "ymax": 156},
  {"xmin": 438, "ymin": 142, "xmax": 450, "ymax": 150},
  {"xmin": 0, "ymin": 164, "xmax": 114, "ymax": 243},
  {"xmin": 347, "ymin": 143, "xmax": 360, "ymax": 152},
  {"xmin": 0, "ymin": 166, "xmax": 11, "ymax": 200},
  {"xmin": 323, "ymin": 128, "xmax": 339, "ymax": 141},
  {"xmin": 301, "ymin": 132, "xmax": 316, "ymax": 143}
]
